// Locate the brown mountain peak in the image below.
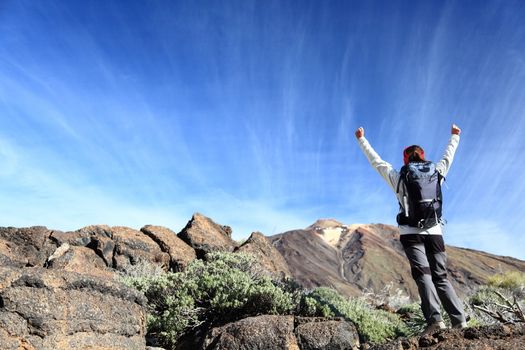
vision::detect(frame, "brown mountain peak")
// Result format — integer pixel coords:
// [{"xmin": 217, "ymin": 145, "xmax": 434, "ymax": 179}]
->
[
  {"xmin": 307, "ymin": 218, "xmax": 345, "ymax": 230},
  {"xmin": 271, "ymin": 223, "xmax": 525, "ymax": 301}
]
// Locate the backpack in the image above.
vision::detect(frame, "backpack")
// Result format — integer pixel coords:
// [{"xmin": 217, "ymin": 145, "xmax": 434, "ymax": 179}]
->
[{"xmin": 396, "ymin": 161, "xmax": 443, "ymax": 229}]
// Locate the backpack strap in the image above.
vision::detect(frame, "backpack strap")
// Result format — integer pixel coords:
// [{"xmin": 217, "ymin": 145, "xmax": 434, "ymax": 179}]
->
[
  {"xmin": 396, "ymin": 166, "xmax": 410, "ymax": 220},
  {"xmin": 439, "ymin": 172, "xmax": 447, "ymax": 189},
  {"xmin": 396, "ymin": 165, "xmax": 407, "ymax": 194}
]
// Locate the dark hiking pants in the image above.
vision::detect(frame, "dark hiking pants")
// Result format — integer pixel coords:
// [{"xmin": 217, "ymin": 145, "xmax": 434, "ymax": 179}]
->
[{"xmin": 400, "ymin": 234, "xmax": 466, "ymax": 326}]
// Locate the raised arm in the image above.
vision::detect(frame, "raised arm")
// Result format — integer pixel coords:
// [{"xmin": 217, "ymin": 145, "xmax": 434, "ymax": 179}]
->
[
  {"xmin": 355, "ymin": 127, "xmax": 399, "ymax": 191},
  {"xmin": 435, "ymin": 124, "xmax": 461, "ymax": 177}
]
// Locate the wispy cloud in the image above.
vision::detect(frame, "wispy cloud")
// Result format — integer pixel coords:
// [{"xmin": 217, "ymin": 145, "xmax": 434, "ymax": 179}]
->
[
  {"xmin": 446, "ymin": 220, "xmax": 525, "ymax": 260},
  {"xmin": 0, "ymin": 1, "xmax": 524, "ymax": 259}
]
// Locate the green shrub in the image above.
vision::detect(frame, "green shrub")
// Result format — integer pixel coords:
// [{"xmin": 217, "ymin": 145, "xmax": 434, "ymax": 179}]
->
[
  {"xmin": 299, "ymin": 287, "xmax": 410, "ymax": 344},
  {"xmin": 487, "ymin": 271, "xmax": 525, "ymax": 291},
  {"xmin": 469, "ymin": 284, "xmax": 524, "ymax": 325},
  {"xmin": 470, "ymin": 286, "xmax": 500, "ymax": 307},
  {"xmin": 123, "ymin": 252, "xmax": 295, "ymax": 348},
  {"xmin": 396, "ymin": 302, "xmax": 426, "ymax": 335},
  {"xmin": 126, "ymin": 253, "xmax": 505, "ymax": 346}
]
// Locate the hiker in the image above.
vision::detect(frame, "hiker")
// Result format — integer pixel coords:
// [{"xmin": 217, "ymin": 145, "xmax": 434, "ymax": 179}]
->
[{"xmin": 355, "ymin": 124, "xmax": 467, "ymax": 335}]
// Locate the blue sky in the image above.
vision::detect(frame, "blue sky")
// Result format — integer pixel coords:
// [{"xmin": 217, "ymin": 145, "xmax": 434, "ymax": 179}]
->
[{"xmin": 1, "ymin": 1, "xmax": 524, "ymax": 259}]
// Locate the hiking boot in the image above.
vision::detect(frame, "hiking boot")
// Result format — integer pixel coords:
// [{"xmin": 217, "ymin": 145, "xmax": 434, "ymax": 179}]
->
[
  {"xmin": 420, "ymin": 321, "xmax": 446, "ymax": 336},
  {"xmin": 452, "ymin": 321, "xmax": 468, "ymax": 329}
]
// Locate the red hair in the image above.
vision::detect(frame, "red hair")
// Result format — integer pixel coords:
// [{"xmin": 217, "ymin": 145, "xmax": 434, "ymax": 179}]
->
[{"xmin": 403, "ymin": 145, "xmax": 425, "ymax": 165}]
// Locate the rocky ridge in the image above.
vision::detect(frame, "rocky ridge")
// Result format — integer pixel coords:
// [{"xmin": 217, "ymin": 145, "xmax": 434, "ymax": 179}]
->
[
  {"xmin": 1, "ymin": 215, "xmax": 524, "ymax": 349},
  {"xmin": 0, "ymin": 213, "xmax": 288, "ymax": 349}
]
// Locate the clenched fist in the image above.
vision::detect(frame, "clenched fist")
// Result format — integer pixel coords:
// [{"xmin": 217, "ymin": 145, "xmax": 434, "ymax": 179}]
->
[
  {"xmin": 355, "ymin": 127, "xmax": 364, "ymax": 139},
  {"xmin": 451, "ymin": 124, "xmax": 461, "ymax": 135}
]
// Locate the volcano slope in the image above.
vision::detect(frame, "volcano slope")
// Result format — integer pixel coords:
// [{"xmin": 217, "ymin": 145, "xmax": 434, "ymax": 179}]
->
[{"xmin": 270, "ymin": 219, "xmax": 525, "ymax": 300}]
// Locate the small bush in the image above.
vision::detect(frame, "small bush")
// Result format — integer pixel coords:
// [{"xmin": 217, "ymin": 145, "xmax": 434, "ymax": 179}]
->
[
  {"xmin": 299, "ymin": 287, "xmax": 410, "ymax": 344},
  {"xmin": 396, "ymin": 302, "xmax": 427, "ymax": 335},
  {"xmin": 477, "ymin": 271, "xmax": 525, "ymax": 324},
  {"xmin": 117, "ymin": 258, "xmax": 166, "ymax": 284},
  {"xmin": 487, "ymin": 271, "xmax": 525, "ymax": 292},
  {"xmin": 469, "ymin": 284, "xmax": 524, "ymax": 325},
  {"xmin": 126, "ymin": 253, "xmax": 521, "ymax": 347},
  {"xmin": 123, "ymin": 252, "xmax": 295, "ymax": 348},
  {"xmin": 362, "ymin": 282, "xmax": 411, "ymax": 310}
]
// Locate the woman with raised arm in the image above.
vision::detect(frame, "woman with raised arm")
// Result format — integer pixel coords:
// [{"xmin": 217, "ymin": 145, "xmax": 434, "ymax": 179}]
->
[{"xmin": 355, "ymin": 124, "xmax": 467, "ymax": 336}]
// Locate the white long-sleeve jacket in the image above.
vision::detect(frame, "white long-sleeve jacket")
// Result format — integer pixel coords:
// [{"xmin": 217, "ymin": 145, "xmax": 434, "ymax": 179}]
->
[{"xmin": 357, "ymin": 134, "xmax": 460, "ymax": 235}]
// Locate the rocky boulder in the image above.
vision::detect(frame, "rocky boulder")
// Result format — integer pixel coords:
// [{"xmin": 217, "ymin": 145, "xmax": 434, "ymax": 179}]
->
[
  {"xmin": 50, "ymin": 226, "xmax": 116, "ymax": 269},
  {"xmin": 203, "ymin": 315, "xmax": 299, "ymax": 350},
  {"xmin": 295, "ymin": 317, "xmax": 360, "ymax": 350},
  {"xmin": 0, "ymin": 226, "xmax": 55, "ymax": 267},
  {"xmin": 50, "ymin": 225, "xmax": 113, "ymax": 247},
  {"xmin": 199, "ymin": 315, "xmax": 360, "ymax": 350},
  {"xmin": 235, "ymin": 231, "xmax": 290, "ymax": 277},
  {"xmin": 112, "ymin": 226, "xmax": 171, "ymax": 271},
  {"xmin": 0, "ymin": 266, "xmax": 147, "ymax": 350},
  {"xmin": 46, "ymin": 245, "xmax": 114, "ymax": 279},
  {"xmin": 0, "ymin": 238, "xmax": 25, "ymax": 268},
  {"xmin": 0, "ymin": 221, "xmax": 201, "ymax": 278},
  {"xmin": 141, "ymin": 225, "xmax": 196, "ymax": 271},
  {"xmin": 51, "ymin": 225, "xmax": 177, "ymax": 273},
  {"xmin": 177, "ymin": 213, "xmax": 237, "ymax": 258}
]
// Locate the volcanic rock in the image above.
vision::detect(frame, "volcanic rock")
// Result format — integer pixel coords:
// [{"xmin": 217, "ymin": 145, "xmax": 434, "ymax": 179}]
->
[
  {"xmin": 1, "ymin": 222, "xmax": 194, "ymax": 276},
  {"xmin": 200, "ymin": 315, "xmax": 360, "ymax": 350},
  {"xmin": 235, "ymin": 231, "xmax": 290, "ymax": 277},
  {"xmin": 141, "ymin": 225, "xmax": 196, "ymax": 271},
  {"xmin": 1, "ymin": 217, "xmax": 525, "ymax": 350},
  {"xmin": 46, "ymin": 245, "xmax": 113, "ymax": 279},
  {"xmin": 295, "ymin": 317, "xmax": 360, "ymax": 350},
  {"xmin": 112, "ymin": 226, "xmax": 171, "ymax": 271},
  {"xmin": 177, "ymin": 213, "xmax": 237, "ymax": 259},
  {"xmin": 0, "ymin": 239, "xmax": 26, "ymax": 268},
  {"xmin": 90, "ymin": 235, "xmax": 116, "ymax": 267},
  {"xmin": 46, "ymin": 242, "xmax": 70, "ymax": 264},
  {"xmin": 0, "ymin": 226, "xmax": 55, "ymax": 267},
  {"xmin": 0, "ymin": 266, "xmax": 147, "ymax": 350},
  {"xmin": 50, "ymin": 225, "xmax": 112, "ymax": 246},
  {"xmin": 202, "ymin": 315, "xmax": 299, "ymax": 350}
]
